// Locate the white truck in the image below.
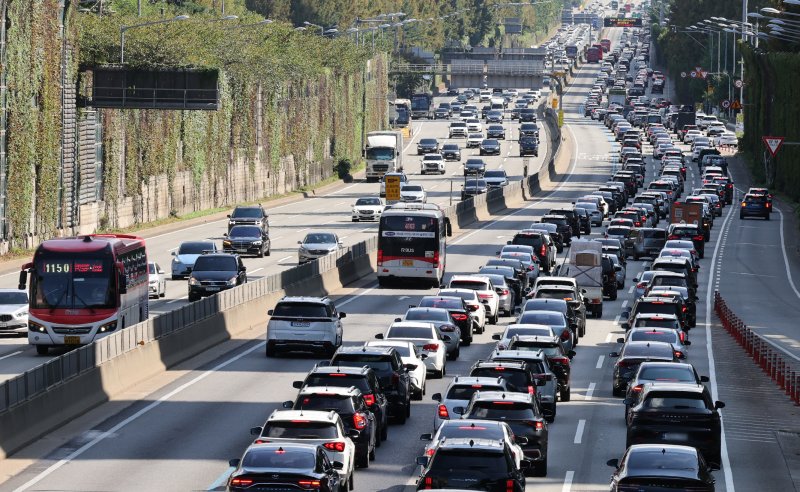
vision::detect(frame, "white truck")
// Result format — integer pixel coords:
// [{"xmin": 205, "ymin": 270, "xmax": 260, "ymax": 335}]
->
[
  {"xmin": 364, "ymin": 131, "xmax": 404, "ymax": 182},
  {"xmin": 557, "ymin": 239, "xmax": 604, "ymax": 318}
]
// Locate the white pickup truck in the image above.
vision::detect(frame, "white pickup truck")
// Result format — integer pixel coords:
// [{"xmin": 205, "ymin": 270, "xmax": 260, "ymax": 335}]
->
[{"xmin": 556, "ymin": 240, "xmax": 604, "ymax": 318}]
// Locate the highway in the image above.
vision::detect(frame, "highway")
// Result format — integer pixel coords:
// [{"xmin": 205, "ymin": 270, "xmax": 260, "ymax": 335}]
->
[
  {"xmin": 0, "ymin": 94, "xmax": 549, "ymax": 383},
  {"xmin": 1, "ymin": 19, "xmax": 799, "ymax": 492}
]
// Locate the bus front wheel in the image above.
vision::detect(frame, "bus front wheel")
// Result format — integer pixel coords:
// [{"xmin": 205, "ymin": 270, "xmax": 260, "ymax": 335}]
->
[{"xmin": 35, "ymin": 345, "xmax": 49, "ymax": 356}]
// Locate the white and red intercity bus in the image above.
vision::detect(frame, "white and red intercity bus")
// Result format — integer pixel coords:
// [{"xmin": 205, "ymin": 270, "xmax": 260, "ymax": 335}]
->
[{"xmin": 19, "ymin": 234, "xmax": 149, "ymax": 355}]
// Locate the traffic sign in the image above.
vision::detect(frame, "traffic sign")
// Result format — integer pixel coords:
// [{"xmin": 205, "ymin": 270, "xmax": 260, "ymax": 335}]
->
[
  {"xmin": 734, "ymin": 79, "xmax": 743, "ymax": 88},
  {"xmin": 690, "ymin": 71, "xmax": 697, "ymax": 78},
  {"xmin": 730, "ymin": 100, "xmax": 742, "ymax": 110},
  {"xmin": 695, "ymin": 66, "xmax": 703, "ymax": 73},
  {"xmin": 762, "ymin": 136, "xmax": 785, "ymax": 157},
  {"xmin": 699, "ymin": 70, "xmax": 708, "ymax": 79},
  {"xmin": 721, "ymin": 100, "xmax": 730, "ymax": 109},
  {"xmin": 680, "ymin": 71, "xmax": 687, "ymax": 78},
  {"xmin": 385, "ymin": 175, "xmax": 402, "ymax": 201}
]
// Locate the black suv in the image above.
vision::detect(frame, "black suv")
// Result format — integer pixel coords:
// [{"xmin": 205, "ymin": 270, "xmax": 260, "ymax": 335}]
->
[
  {"xmin": 456, "ymin": 391, "xmax": 548, "ymax": 477},
  {"xmin": 418, "ymin": 296, "xmax": 475, "ymax": 344},
  {"xmin": 469, "ymin": 360, "xmax": 538, "ymax": 396},
  {"xmin": 283, "ymin": 386, "xmax": 377, "ymax": 468},
  {"xmin": 416, "ymin": 437, "xmax": 528, "ymax": 490},
  {"xmin": 227, "ymin": 205, "xmax": 268, "ymax": 234},
  {"xmin": 519, "ymin": 108, "xmax": 537, "ymax": 122},
  {"xmin": 625, "ymin": 382, "xmax": 725, "ymax": 466},
  {"xmin": 508, "ymin": 335, "xmax": 574, "ymax": 402},
  {"xmin": 519, "ymin": 136, "xmax": 539, "ymax": 157},
  {"xmin": 667, "ymin": 223, "xmax": 705, "ymax": 258},
  {"xmin": 601, "ymin": 254, "xmax": 620, "ymax": 300},
  {"xmin": 293, "ymin": 365, "xmax": 390, "ymax": 441},
  {"xmin": 622, "ymin": 295, "xmax": 688, "ymax": 331},
  {"xmin": 187, "ymin": 253, "xmax": 246, "ymax": 301},
  {"xmin": 540, "ymin": 215, "xmax": 575, "ymax": 245},
  {"xmin": 519, "ymin": 122, "xmax": 539, "ymax": 138},
  {"xmin": 328, "ymin": 346, "xmax": 412, "ymax": 424},
  {"xmin": 223, "ymin": 225, "xmax": 270, "ymax": 257},
  {"xmin": 509, "ymin": 231, "xmax": 556, "ymax": 273},
  {"xmin": 609, "ymin": 341, "xmax": 678, "ymax": 396},
  {"xmin": 548, "ymin": 208, "xmax": 581, "ymax": 237}
]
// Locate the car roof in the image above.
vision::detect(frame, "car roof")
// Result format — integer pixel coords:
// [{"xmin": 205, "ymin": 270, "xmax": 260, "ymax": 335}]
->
[
  {"xmin": 447, "ymin": 376, "xmax": 506, "ymax": 387},
  {"xmin": 267, "ymin": 409, "xmax": 340, "ymax": 424},
  {"xmin": 308, "ymin": 364, "xmax": 371, "ymax": 376},
  {"xmin": 436, "ymin": 437, "xmax": 506, "ymax": 452},
  {"xmin": 642, "ymin": 382, "xmax": 706, "ymax": 395},
  {"xmin": 491, "ymin": 348, "xmax": 546, "ymax": 361},
  {"xmin": 470, "ymin": 390, "xmax": 533, "ymax": 403},
  {"xmin": 278, "ymin": 296, "xmax": 330, "ymax": 304},
  {"xmin": 335, "ymin": 345, "xmax": 397, "ymax": 356},
  {"xmin": 297, "ymin": 385, "xmax": 361, "ymax": 397}
]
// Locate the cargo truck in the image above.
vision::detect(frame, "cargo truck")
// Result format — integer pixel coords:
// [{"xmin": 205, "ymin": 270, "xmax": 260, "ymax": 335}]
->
[
  {"xmin": 364, "ymin": 131, "xmax": 404, "ymax": 181},
  {"xmin": 557, "ymin": 240, "xmax": 604, "ymax": 318},
  {"xmin": 670, "ymin": 202, "xmax": 703, "ymax": 226},
  {"xmin": 674, "ymin": 106, "xmax": 697, "ymax": 134}
]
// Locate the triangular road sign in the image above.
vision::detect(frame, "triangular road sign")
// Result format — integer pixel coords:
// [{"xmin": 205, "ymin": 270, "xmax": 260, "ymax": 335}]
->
[
  {"xmin": 695, "ymin": 66, "xmax": 703, "ymax": 73},
  {"xmin": 730, "ymin": 100, "xmax": 741, "ymax": 110},
  {"xmin": 699, "ymin": 70, "xmax": 708, "ymax": 79},
  {"xmin": 762, "ymin": 136, "xmax": 785, "ymax": 157}
]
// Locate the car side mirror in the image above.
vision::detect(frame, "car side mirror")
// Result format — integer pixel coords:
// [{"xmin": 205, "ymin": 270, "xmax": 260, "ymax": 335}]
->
[
  {"xmin": 567, "ymin": 350, "xmax": 576, "ymax": 358},
  {"xmin": 420, "ymin": 433, "xmax": 433, "ymax": 441},
  {"xmin": 241, "ymin": 266, "xmax": 246, "ymax": 272},
  {"xmin": 375, "ymin": 333, "xmax": 384, "ymax": 339},
  {"xmin": 419, "ymin": 353, "xmax": 428, "ymax": 360},
  {"xmin": 684, "ymin": 340, "xmax": 692, "ymax": 346},
  {"xmin": 292, "ymin": 381, "xmax": 303, "ymax": 389},
  {"xmin": 514, "ymin": 435, "xmax": 529, "ymax": 445},
  {"xmin": 700, "ymin": 375, "xmax": 710, "ymax": 382},
  {"xmin": 339, "ymin": 312, "xmax": 346, "ymax": 319},
  {"xmin": 714, "ymin": 401, "xmax": 726, "ymax": 410},
  {"xmin": 332, "ymin": 461, "xmax": 344, "ymax": 470},
  {"xmin": 405, "ymin": 363, "xmax": 418, "ymax": 371},
  {"xmin": 492, "ymin": 334, "xmax": 501, "ymax": 340},
  {"xmin": 229, "ymin": 458, "xmax": 240, "ymax": 468},
  {"xmin": 431, "ymin": 392, "xmax": 442, "ymax": 402},
  {"xmin": 282, "ymin": 401, "xmax": 294, "ymax": 409},
  {"xmin": 609, "ymin": 352, "xmax": 620, "ymax": 358},
  {"xmin": 506, "ymin": 240, "xmax": 512, "ymax": 245},
  {"xmin": 268, "ymin": 309, "xmax": 274, "ymax": 316},
  {"xmin": 348, "ymin": 429, "xmax": 360, "ymax": 439},
  {"xmin": 297, "ymin": 240, "xmax": 302, "ymax": 245},
  {"xmin": 452, "ymin": 406, "xmax": 465, "ymax": 415},
  {"xmin": 442, "ymin": 335, "xmax": 452, "ymax": 342},
  {"xmin": 621, "ymin": 322, "xmax": 630, "ymax": 330},
  {"xmin": 416, "ymin": 456, "xmax": 429, "ymax": 467},
  {"xmin": 317, "ymin": 360, "xmax": 331, "ymax": 367},
  {"xmin": 606, "ymin": 458, "xmax": 619, "ymax": 468},
  {"xmin": 394, "ymin": 317, "xmax": 402, "ymax": 322},
  {"xmin": 250, "ymin": 426, "xmax": 262, "ymax": 436},
  {"xmin": 223, "ymin": 233, "xmax": 228, "ymax": 237},
  {"xmin": 617, "ymin": 337, "xmax": 625, "ymax": 343},
  {"xmin": 615, "ymin": 266, "xmax": 622, "ymax": 272},
  {"xmin": 634, "ymin": 276, "xmax": 639, "ymax": 282}
]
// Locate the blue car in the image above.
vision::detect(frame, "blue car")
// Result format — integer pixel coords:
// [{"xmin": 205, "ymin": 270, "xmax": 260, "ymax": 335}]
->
[
  {"xmin": 171, "ymin": 240, "xmax": 218, "ymax": 279},
  {"xmin": 739, "ymin": 193, "xmax": 771, "ymax": 220}
]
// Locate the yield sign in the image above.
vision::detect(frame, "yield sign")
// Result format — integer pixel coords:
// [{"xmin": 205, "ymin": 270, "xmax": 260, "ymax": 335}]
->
[
  {"xmin": 762, "ymin": 136, "xmax": 785, "ymax": 157},
  {"xmin": 695, "ymin": 66, "xmax": 703, "ymax": 73},
  {"xmin": 699, "ymin": 70, "xmax": 708, "ymax": 79}
]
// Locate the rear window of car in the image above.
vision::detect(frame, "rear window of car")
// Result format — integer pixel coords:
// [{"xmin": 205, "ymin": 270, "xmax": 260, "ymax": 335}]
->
[
  {"xmin": 305, "ymin": 374, "xmax": 371, "ymax": 394},
  {"xmin": 450, "ymin": 280, "xmax": 489, "ymax": 291},
  {"xmin": 447, "ymin": 384, "xmax": 504, "ymax": 400},
  {"xmin": 242, "ymin": 448, "xmax": 315, "ymax": 469},
  {"xmin": 470, "ymin": 368, "xmax": 530, "ymax": 391},
  {"xmin": 512, "ymin": 234, "xmax": 544, "ymax": 248},
  {"xmin": 429, "ymin": 450, "xmax": 511, "ymax": 475},
  {"xmin": 642, "ymin": 393, "xmax": 708, "ymax": 410},
  {"xmin": 651, "ymin": 276, "xmax": 687, "ymax": 287},
  {"xmin": 469, "ymin": 401, "xmax": 536, "ymax": 420},
  {"xmin": 642, "ymin": 230, "xmax": 666, "ymax": 239},
  {"xmin": 629, "ymin": 330, "xmax": 679, "ymax": 344},
  {"xmin": 297, "ymin": 394, "xmax": 356, "ymax": 413},
  {"xmin": 332, "ymin": 354, "xmax": 394, "ymax": 372},
  {"xmin": 437, "ymin": 423, "xmax": 504, "ymax": 441},
  {"xmin": 264, "ymin": 421, "xmax": 338, "ymax": 439},
  {"xmin": 622, "ymin": 343, "xmax": 674, "ymax": 358},
  {"xmin": 405, "ymin": 309, "xmax": 450, "ymax": 322},
  {"xmin": 419, "ymin": 298, "xmax": 462, "ymax": 310},
  {"xmin": 387, "ymin": 326, "xmax": 434, "ymax": 339},
  {"xmin": 638, "ymin": 366, "xmax": 696, "ymax": 383},
  {"xmin": 518, "ymin": 312, "xmax": 565, "ymax": 325},
  {"xmin": 272, "ymin": 302, "xmax": 329, "ymax": 318}
]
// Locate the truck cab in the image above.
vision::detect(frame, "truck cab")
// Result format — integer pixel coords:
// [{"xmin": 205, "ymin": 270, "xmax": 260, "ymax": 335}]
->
[{"xmin": 364, "ymin": 131, "xmax": 404, "ymax": 181}]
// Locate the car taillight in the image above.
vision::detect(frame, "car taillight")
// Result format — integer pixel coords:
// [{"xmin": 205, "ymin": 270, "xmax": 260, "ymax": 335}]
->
[
  {"xmin": 528, "ymin": 385, "xmax": 536, "ymax": 395},
  {"xmin": 254, "ymin": 439, "xmax": 269, "ymax": 444},
  {"xmin": 636, "ymin": 282, "xmax": 647, "ymax": 290},
  {"xmin": 693, "ymin": 235, "xmax": 704, "ymax": 241},
  {"xmin": 353, "ymin": 412, "xmax": 368, "ymax": 430},
  {"xmin": 550, "ymin": 356, "xmax": 569, "ymax": 365},
  {"xmin": 230, "ymin": 478, "xmax": 254, "ymax": 486},
  {"xmin": 423, "ymin": 343, "xmax": 440, "ymax": 351},
  {"xmin": 631, "ymin": 384, "xmax": 643, "ymax": 393},
  {"xmin": 423, "ymin": 477, "xmax": 434, "ymax": 489},
  {"xmin": 668, "ymin": 235, "xmax": 678, "ymax": 240},
  {"xmin": 498, "ymin": 289, "xmax": 509, "ymax": 296},
  {"xmin": 298, "ymin": 480, "xmax": 322, "ymax": 489},
  {"xmin": 528, "ymin": 264, "xmax": 535, "ymax": 271},
  {"xmin": 741, "ymin": 202, "xmax": 747, "ymax": 207},
  {"xmin": 426, "ymin": 448, "xmax": 435, "ymax": 456},
  {"xmin": 468, "ymin": 304, "xmax": 480, "ymax": 311},
  {"xmin": 438, "ymin": 404, "xmax": 450, "ymax": 419},
  {"xmin": 363, "ymin": 393, "xmax": 376, "ymax": 406},
  {"xmin": 560, "ymin": 330, "xmax": 571, "ymax": 341},
  {"xmin": 377, "ymin": 249, "xmax": 383, "ymax": 266},
  {"xmin": 682, "ymin": 306, "xmax": 687, "ymax": 312},
  {"xmin": 534, "ymin": 421, "xmax": 545, "ymax": 431},
  {"xmin": 506, "ymin": 479, "xmax": 515, "ymax": 492},
  {"xmin": 452, "ymin": 313, "xmax": 468, "ymax": 321},
  {"xmin": 634, "ymin": 221, "xmax": 641, "ymax": 226},
  {"xmin": 674, "ymin": 350, "xmax": 683, "ymax": 358},
  {"xmin": 433, "ymin": 250, "xmax": 440, "ymax": 267},
  {"xmin": 540, "ymin": 245, "xmax": 546, "ymax": 256},
  {"xmin": 323, "ymin": 441, "xmax": 346, "ymax": 452},
  {"xmin": 767, "ymin": 202, "xmax": 772, "ymax": 208}
]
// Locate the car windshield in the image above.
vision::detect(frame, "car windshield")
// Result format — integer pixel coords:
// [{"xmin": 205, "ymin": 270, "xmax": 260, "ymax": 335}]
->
[
  {"xmin": 438, "ymin": 422, "xmax": 504, "ymax": 440},
  {"xmin": 629, "ymin": 330, "xmax": 678, "ymax": 344},
  {"xmin": 469, "ymin": 368, "xmax": 530, "ymax": 391},
  {"xmin": 442, "ymin": 144, "xmax": 459, "ymax": 151},
  {"xmin": 518, "ymin": 312, "xmax": 565, "ymax": 326},
  {"xmin": 387, "ymin": 326, "xmax": 434, "ymax": 339},
  {"xmin": 466, "ymin": 180, "xmax": 487, "ymax": 188},
  {"xmin": 622, "ymin": 343, "xmax": 673, "ymax": 358},
  {"xmin": 193, "ymin": 256, "xmax": 237, "ymax": 272},
  {"xmin": 241, "ymin": 448, "xmax": 316, "ymax": 470},
  {"xmin": 428, "ymin": 450, "xmax": 510, "ymax": 475},
  {"xmin": 229, "ymin": 226, "xmax": 261, "ymax": 238},
  {"xmin": 264, "ymin": 421, "xmax": 338, "ymax": 439},
  {"xmin": 652, "ymin": 277, "xmax": 687, "ymax": 287},
  {"xmin": 535, "ymin": 289, "xmax": 571, "ymax": 300},
  {"xmin": 465, "ymin": 159, "xmax": 485, "ymax": 165},
  {"xmin": 469, "ymin": 402, "xmax": 535, "ymax": 420},
  {"xmin": 304, "ymin": 233, "xmax": 336, "ymax": 244},
  {"xmin": 626, "ymin": 450, "xmax": 698, "ymax": 472},
  {"xmin": 0, "ymin": 291, "xmax": 27, "ymax": 304},
  {"xmin": 231, "ymin": 208, "xmax": 262, "ymax": 219},
  {"xmin": 642, "ymin": 393, "xmax": 708, "ymax": 410},
  {"xmin": 485, "ymin": 170, "xmax": 506, "ymax": 178},
  {"xmin": 179, "ymin": 242, "xmax": 213, "ymax": 255},
  {"xmin": 420, "ymin": 139, "xmax": 437, "ymax": 145},
  {"xmin": 297, "ymin": 394, "xmax": 355, "ymax": 413},
  {"xmin": 405, "ymin": 309, "xmax": 449, "ymax": 322},
  {"xmin": 272, "ymin": 302, "xmax": 328, "ymax": 318},
  {"xmin": 356, "ymin": 198, "xmax": 381, "ymax": 206},
  {"xmin": 403, "ymin": 185, "xmax": 423, "ymax": 192}
]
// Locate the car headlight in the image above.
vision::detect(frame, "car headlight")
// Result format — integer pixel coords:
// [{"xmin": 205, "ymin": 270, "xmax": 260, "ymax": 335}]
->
[
  {"xmin": 298, "ymin": 247, "xmax": 307, "ymax": 253},
  {"xmin": 253, "ymin": 240, "xmax": 262, "ymax": 246},
  {"xmin": 172, "ymin": 258, "xmax": 180, "ymax": 264},
  {"xmin": 188, "ymin": 277, "xmax": 199, "ymax": 286},
  {"xmin": 228, "ymin": 219, "xmax": 235, "ymax": 225},
  {"xmin": 227, "ymin": 277, "xmax": 237, "ymax": 286},
  {"xmin": 15, "ymin": 310, "xmax": 28, "ymax": 319},
  {"xmin": 222, "ymin": 240, "xmax": 231, "ymax": 247},
  {"xmin": 149, "ymin": 279, "xmax": 157, "ymax": 285}
]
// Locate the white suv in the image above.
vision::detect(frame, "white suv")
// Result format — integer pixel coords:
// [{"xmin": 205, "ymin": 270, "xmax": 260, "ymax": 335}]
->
[
  {"xmin": 250, "ymin": 410, "xmax": 356, "ymax": 487},
  {"xmin": 266, "ymin": 296, "xmax": 345, "ymax": 357},
  {"xmin": 421, "ymin": 154, "xmax": 445, "ymax": 175},
  {"xmin": 449, "ymin": 121, "xmax": 467, "ymax": 138},
  {"xmin": 446, "ymin": 275, "xmax": 501, "ymax": 324}
]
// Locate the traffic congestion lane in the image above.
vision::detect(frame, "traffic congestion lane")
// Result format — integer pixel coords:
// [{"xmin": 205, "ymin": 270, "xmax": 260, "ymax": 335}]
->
[
  {"xmin": 0, "ymin": 55, "xmax": 610, "ymax": 492},
  {"xmin": 0, "ymin": 100, "xmax": 549, "ymax": 381}
]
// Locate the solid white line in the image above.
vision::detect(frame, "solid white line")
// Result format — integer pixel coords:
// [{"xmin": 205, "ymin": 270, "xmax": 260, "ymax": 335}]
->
[
  {"xmin": 12, "ymin": 341, "xmax": 267, "ymax": 492},
  {"xmin": 277, "ymin": 255, "xmax": 292, "ymax": 262},
  {"xmin": 620, "ymin": 300, "xmax": 628, "ymax": 308},
  {"xmin": 562, "ymin": 470, "xmax": 575, "ymax": 492},
  {"xmin": 704, "ymin": 192, "xmax": 736, "ymax": 492},
  {"xmin": 207, "ymin": 467, "xmax": 235, "ymax": 490},
  {"xmin": 585, "ymin": 382, "xmax": 596, "ymax": 401},
  {"xmin": 166, "ymin": 246, "xmax": 179, "ymax": 252},
  {"xmin": 605, "ymin": 332, "xmax": 613, "ymax": 343},
  {"xmin": 627, "ymin": 285, "xmax": 634, "ymax": 294},
  {"xmin": 0, "ymin": 350, "xmax": 23, "ymax": 361},
  {"xmin": 336, "ymin": 285, "xmax": 378, "ymax": 308},
  {"xmin": 166, "ymin": 295, "xmax": 188, "ymax": 304},
  {"xmin": 573, "ymin": 419, "xmax": 586, "ymax": 444},
  {"xmin": 777, "ymin": 207, "xmax": 800, "ymax": 299},
  {"xmin": 595, "ymin": 355, "xmax": 604, "ymax": 369},
  {"xmin": 359, "ymin": 227, "xmax": 373, "ymax": 233},
  {"xmin": 247, "ymin": 268, "xmax": 263, "ymax": 275}
]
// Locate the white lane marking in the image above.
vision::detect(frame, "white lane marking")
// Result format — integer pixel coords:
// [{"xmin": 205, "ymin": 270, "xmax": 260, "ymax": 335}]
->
[
  {"xmin": 585, "ymin": 382, "xmax": 596, "ymax": 400},
  {"xmin": 620, "ymin": 300, "xmax": 628, "ymax": 308},
  {"xmin": 269, "ymin": 236, "xmax": 282, "ymax": 241},
  {"xmin": 166, "ymin": 295, "xmax": 188, "ymax": 304},
  {"xmin": 399, "ymin": 296, "xmax": 410, "ymax": 300},
  {"xmin": 336, "ymin": 285, "xmax": 378, "ymax": 308},
  {"xmin": 0, "ymin": 350, "xmax": 23, "ymax": 361},
  {"xmin": 573, "ymin": 419, "xmax": 586, "ymax": 444},
  {"xmin": 613, "ymin": 315, "xmax": 620, "ymax": 326},
  {"xmin": 777, "ymin": 207, "xmax": 800, "ymax": 299},
  {"xmin": 595, "ymin": 355, "xmax": 604, "ymax": 369},
  {"xmin": 298, "ymin": 228, "xmax": 309, "ymax": 232},
  {"xmin": 11, "ymin": 341, "xmax": 267, "ymax": 492},
  {"xmin": 704, "ymin": 193, "xmax": 737, "ymax": 492},
  {"xmin": 359, "ymin": 228, "xmax": 374, "ymax": 233},
  {"xmin": 562, "ymin": 470, "xmax": 575, "ymax": 492},
  {"xmin": 166, "ymin": 246, "xmax": 179, "ymax": 252},
  {"xmin": 627, "ymin": 285, "xmax": 634, "ymax": 293},
  {"xmin": 207, "ymin": 467, "xmax": 235, "ymax": 490},
  {"xmin": 401, "ymin": 121, "xmax": 426, "ymax": 154},
  {"xmin": 247, "ymin": 268, "xmax": 263, "ymax": 275},
  {"xmin": 277, "ymin": 255, "xmax": 293, "ymax": 263}
]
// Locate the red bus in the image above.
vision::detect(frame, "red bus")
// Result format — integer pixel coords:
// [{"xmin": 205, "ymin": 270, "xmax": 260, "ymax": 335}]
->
[
  {"xmin": 600, "ymin": 39, "xmax": 611, "ymax": 52},
  {"xmin": 587, "ymin": 46, "xmax": 602, "ymax": 63},
  {"xmin": 19, "ymin": 234, "xmax": 149, "ymax": 355}
]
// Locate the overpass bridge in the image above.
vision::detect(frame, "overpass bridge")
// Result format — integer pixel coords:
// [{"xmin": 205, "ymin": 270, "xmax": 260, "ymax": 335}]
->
[{"xmin": 390, "ymin": 59, "xmax": 546, "ymax": 89}]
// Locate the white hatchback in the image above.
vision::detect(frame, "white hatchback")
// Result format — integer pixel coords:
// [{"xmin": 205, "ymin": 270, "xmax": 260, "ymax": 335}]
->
[
  {"xmin": 376, "ymin": 321, "xmax": 448, "ymax": 378},
  {"xmin": 446, "ymin": 275, "xmax": 501, "ymax": 324}
]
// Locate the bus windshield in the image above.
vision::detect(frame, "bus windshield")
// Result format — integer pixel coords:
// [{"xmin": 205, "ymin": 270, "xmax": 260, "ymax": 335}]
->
[
  {"xmin": 379, "ymin": 215, "xmax": 439, "ymax": 259},
  {"xmin": 31, "ymin": 253, "xmax": 115, "ymax": 310}
]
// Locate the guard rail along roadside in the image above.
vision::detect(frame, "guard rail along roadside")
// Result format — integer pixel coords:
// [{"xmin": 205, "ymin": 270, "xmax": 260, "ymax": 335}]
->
[
  {"xmin": 714, "ymin": 291, "xmax": 800, "ymax": 405},
  {"xmin": 0, "ymin": 164, "xmax": 547, "ymax": 460}
]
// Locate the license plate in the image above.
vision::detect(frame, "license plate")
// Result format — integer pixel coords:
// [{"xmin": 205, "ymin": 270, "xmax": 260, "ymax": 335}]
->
[
  {"xmin": 663, "ymin": 432, "xmax": 688, "ymax": 441},
  {"xmin": 292, "ymin": 322, "xmax": 311, "ymax": 327},
  {"xmin": 402, "ymin": 259, "xmax": 414, "ymax": 267},
  {"xmin": 206, "ymin": 287, "xmax": 220, "ymax": 292},
  {"xmin": 64, "ymin": 336, "xmax": 81, "ymax": 345},
  {"xmin": 237, "ymin": 249, "xmax": 247, "ymax": 253}
]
